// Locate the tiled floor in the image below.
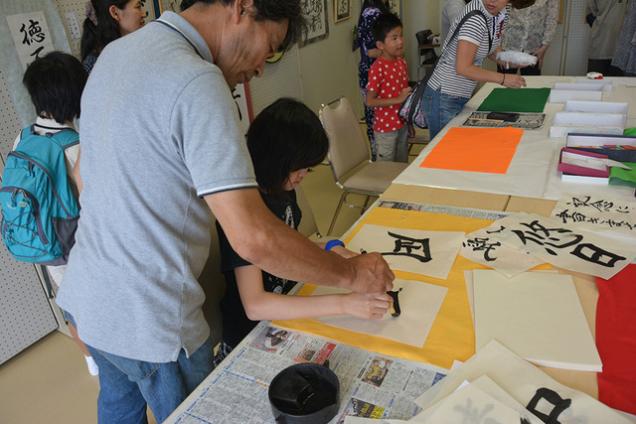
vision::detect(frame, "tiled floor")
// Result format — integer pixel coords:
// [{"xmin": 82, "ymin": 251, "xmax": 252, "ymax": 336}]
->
[{"xmin": 0, "ymin": 139, "xmax": 423, "ymax": 424}]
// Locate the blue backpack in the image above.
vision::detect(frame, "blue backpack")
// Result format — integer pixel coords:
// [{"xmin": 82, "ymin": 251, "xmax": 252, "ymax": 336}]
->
[{"xmin": 0, "ymin": 126, "xmax": 80, "ymax": 265}]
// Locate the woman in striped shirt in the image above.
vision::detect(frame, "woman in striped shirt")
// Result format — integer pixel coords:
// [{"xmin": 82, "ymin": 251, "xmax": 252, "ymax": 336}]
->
[{"xmin": 421, "ymin": 0, "xmax": 534, "ymax": 139}]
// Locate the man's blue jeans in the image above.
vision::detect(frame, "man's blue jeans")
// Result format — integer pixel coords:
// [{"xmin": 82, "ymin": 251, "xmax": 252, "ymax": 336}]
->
[
  {"xmin": 420, "ymin": 85, "xmax": 469, "ymax": 140},
  {"xmin": 86, "ymin": 338, "xmax": 213, "ymax": 424}
]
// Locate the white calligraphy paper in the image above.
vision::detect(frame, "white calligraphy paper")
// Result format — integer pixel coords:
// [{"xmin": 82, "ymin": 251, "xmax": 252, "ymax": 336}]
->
[
  {"xmin": 347, "ymin": 225, "xmax": 465, "ymax": 280},
  {"xmin": 6, "ymin": 12, "xmax": 55, "ymax": 70},
  {"xmin": 488, "ymin": 213, "xmax": 636, "ymax": 279},
  {"xmin": 473, "ymin": 270, "xmax": 601, "ymax": 371},
  {"xmin": 552, "ymin": 194, "xmax": 636, "ymax": 235},
  {"xmin": 415, "ymin": 340, "xmax": 632, "ymax": 423},
  {"xmin": 461, "ymin": 220, "xmax": 543, "ymax": 278},
  {"xmin": 312, "ymin": 279, "xmax": 447, "ymax": 347}
]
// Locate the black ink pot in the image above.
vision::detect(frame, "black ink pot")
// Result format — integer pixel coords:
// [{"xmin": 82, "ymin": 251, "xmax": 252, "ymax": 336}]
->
[{"xmin": 268, "ymin": 363, "xmax": 340, "ymax": 424}]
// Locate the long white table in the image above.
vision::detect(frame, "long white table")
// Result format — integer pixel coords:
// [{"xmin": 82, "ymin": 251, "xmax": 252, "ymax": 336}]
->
[{"xmin": 394, "ymin": 76, "xmax": 636, "ymax": 201}]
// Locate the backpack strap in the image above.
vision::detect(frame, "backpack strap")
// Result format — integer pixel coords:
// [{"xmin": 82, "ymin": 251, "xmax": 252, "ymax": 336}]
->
[
  {"xmin": 443, "ymin": 10, "xmax": 493, "ymax": 58},
  {"xmin": 46, "ymin": 128, "xmax": 80, "ymax": 150}
]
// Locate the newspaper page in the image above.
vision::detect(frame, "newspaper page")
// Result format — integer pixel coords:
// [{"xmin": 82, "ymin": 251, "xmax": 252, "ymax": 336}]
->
[{"xmin": 172, "ymin": 323, "xmax": 447, "ymax": 424}]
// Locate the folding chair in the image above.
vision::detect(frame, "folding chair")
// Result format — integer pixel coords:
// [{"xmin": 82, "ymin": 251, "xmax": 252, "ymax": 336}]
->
[{"xmin": 319, "ymin": 97, "xmax": 408, "ymax": 235}]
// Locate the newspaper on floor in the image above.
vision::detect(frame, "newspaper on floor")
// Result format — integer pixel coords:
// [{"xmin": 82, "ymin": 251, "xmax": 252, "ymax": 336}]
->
[{"xmin": 172, "ymin": 323, "xmax": 447, "ymax": 424}]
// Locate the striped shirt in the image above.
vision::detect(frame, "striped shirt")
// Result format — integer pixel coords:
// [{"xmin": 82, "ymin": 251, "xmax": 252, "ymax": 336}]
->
[{"xmin": 428, "ymin": 0, "xmax": 506, "ymax": 99}]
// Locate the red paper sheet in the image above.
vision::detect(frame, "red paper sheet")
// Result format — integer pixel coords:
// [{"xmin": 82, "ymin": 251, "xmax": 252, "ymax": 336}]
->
[
  {"xmin": 596, "ymin": 265, "xmax": 636, "ymax": 414},
  {"xmin": 420, "ymin": 127, "xmax": 523, "ymax": 174}
]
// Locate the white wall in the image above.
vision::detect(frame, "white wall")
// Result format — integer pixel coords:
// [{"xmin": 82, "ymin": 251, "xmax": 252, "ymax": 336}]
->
[{"xmin": 403, "ymin": 0, "xmax": 441, "ymax": 81}]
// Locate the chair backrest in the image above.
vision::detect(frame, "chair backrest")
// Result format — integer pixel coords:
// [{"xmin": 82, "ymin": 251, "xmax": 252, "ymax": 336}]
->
[{"xmin": 319, "ymin": 97, "xmax": 370, "ymax": 184}]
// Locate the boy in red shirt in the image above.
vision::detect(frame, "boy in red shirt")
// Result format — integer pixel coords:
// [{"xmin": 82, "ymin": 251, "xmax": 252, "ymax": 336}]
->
[{"xmin": 366, "ymin": 13, "xmax": 411, "ymax": 162}]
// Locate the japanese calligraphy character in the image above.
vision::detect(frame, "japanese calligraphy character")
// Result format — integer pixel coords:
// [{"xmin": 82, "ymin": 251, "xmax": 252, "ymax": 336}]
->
[
  {"xmin": 486, "ymin": 225, "xmax": 506, "ymax": 234},
  {"xmin": 382, "ymin": 231, "xmax": 432, "ymax": 263},
  {"xmin": 29, "ymin": 46, "xmax": 44, "ymax": 60},
  {"xmin": 463, "ymin": 237, "xmax": 501, "ymax": 262},
  {"xmin": 616, "ymin": 205, "xmax": 630, "ymax": 214},
  {"xmin": 568, "ymin": 195, "xmax": 614, "ymax": 213},
  {"xmin": 20, "ymin": 19, "xmax": 45, "ymax": 46},
  {"xmin": 570, "ymin": 243, "xmax": 626, "ymax": 268},
  {"xmin": 511, "ymin": 220, "xmax": 583, "ymax": 256},
  {"xmin": 526, "ymin": 388, "xmax": 572, "ymax": 424},
  {"xmin": 554, "ymin": 209, "xmax": 587, "ymax": 224}
]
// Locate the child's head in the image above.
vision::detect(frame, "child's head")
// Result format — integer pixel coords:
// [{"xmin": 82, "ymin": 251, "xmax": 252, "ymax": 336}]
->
[
  {"xmin": 373, "ymin": 13, "xmax": 404, "ymax": 59},
  {"xmin": 23, "ymin": 51, "xmax": 88, "ymax": 124},
  {"xmin": 247, "ymin": 98, "xmax": 329, "ymax": 194}
]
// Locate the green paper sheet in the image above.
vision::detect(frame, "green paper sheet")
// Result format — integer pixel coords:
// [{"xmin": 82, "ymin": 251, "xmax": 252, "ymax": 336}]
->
[
  {"xmin": 624, "ymin": 128, "xmax": 636, "ymax": 137},
  {"xmin": 609, "ymin": 163, "xmax": 636, "ymax": 188},
  {"xmin": 477, "ymin": 88, "xmax": 551, "ymax": 113}
]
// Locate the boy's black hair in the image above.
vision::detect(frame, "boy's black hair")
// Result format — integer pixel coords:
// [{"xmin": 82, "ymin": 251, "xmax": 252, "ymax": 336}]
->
[
  {"xmin": 372, "ymin": 12, "xmax": 402, "ymax": 44},
  {"xmin": 179, "ymin": 0, "xmax": 305, "ymax": 52},
  {"xmin": 247, "ymin": 98, "xmax": 329, "ymax": 194},
  {"xmin": 23, "ymin": 51, "xmax": 88, "ymax": 123}
]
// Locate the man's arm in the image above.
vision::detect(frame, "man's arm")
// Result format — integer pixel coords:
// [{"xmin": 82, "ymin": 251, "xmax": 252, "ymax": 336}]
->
[
  {"xmin": 72, "ymin": 147, "xmax": 83, "ymax": 194},
  {"xmin": 206, "ymin": 189, "xmax": 394, "ymax": 293}
]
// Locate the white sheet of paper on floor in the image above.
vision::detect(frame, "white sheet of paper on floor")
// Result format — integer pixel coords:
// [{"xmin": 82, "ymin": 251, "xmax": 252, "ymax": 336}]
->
[
  {"xmin": 549, "ymin": 89, "xmax": 603, "ymax": 103},
  {"xmin": 311, "ymin": 279, "xmax": 447, "ymax": 347},
  {"xmin": 473, "ymin": 270, "xmax": 601, "ymax": 371},
  {"xmin": 460, "ymin": 224, "xmax": 543, "ymax": 278},
  {"xmin": 346, "ymin": 224, "xmax": 464, "ymax": 280},
  {"xmin": 489, "ymin": 212, "xmax": 636, "ymax": 279},
  {"xmin": 415, "ymin": 340, "xmax": 632, "ymax": 424},
  {"xmin": 552, "ymin": 193, "xmax": 636, "ymax": 239}
]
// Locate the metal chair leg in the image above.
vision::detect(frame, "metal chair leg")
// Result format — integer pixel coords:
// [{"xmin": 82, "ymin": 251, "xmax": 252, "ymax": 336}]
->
[
  {"xmin": 328, "ymin": 191, "xmax": 347, "ymax": 236},
  {"xmin": 361, "ymin": 195, "xmax": 371, "ymax": 215}
]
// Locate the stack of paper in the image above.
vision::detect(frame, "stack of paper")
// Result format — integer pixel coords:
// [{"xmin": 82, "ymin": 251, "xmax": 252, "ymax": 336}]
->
[
  {"xmin": 549, "ymin": 89, "xmax": 602, "ymax": 103},
  {"xmin": 415, "ymin": 341, "xmax": 631, "ymax": 424},
  {"xmin": 550, "ymin": 111, "xmax": 625, "ymax": 138},
  {"xmin": 472, "ymin": 270, "xmax": 602, "ymax": 371}
]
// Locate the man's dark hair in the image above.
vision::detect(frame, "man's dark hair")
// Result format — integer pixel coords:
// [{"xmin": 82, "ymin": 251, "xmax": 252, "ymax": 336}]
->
[
  {"xmin": 23, "ymin": 51, "xmax": 88, "ymax": 123},
  {"xmin": 372, "ymin": 12, "xmax": 402, "ymax": 44},
  {"xmin": 247, "ymin": 98, "xmax": 329, "ymax": 194},
  {"xmin": 180, "ymin": 0, "xmax": 305, "ymax": 51}
]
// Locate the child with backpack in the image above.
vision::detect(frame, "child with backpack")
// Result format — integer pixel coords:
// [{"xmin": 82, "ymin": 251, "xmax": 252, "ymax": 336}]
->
[
  {"xmin": 0, "ymin": 51, "xmax": 97, "ymax": 375},
  {"xmin": 214, "ymin": 98, "xmax": 392, "ymax": 363},
  {"xmin": 365, "ymin": 13, "xmax": 412, "ymax": 163}
]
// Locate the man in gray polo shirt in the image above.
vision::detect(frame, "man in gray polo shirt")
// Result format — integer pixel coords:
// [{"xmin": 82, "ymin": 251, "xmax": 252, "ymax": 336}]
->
[{"xmin": 57, "ymin": 0, "xmax": 394, "ymax": 422}]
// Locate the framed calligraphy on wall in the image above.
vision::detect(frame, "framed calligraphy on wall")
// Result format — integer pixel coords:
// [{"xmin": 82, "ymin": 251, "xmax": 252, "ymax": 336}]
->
[
  {"xmin": 334, "ymin": 0, "xmax": 351, "ymax": 23},
  {"xmin": 300, "ymin": 0, "xmax": 329, "ymax": 47}
]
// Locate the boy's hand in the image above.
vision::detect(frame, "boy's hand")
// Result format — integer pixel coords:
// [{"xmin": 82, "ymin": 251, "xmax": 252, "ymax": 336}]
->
[
  {"xmin": 346, "ymin": 252, "xmax": 394, "ymax": 293},
  {"xmin": 398, "ymin": 87, "xmax": 412, "ymax": 102},
  {"xmin": 341, "ymin": 292, "xmax": 391, "ymax": 320}
]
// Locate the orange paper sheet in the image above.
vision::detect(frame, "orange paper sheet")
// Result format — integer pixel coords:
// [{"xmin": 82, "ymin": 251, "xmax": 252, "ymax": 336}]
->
[{"xmin": 420, "ymin": 127, "xmax": 524, "ymax": 174}]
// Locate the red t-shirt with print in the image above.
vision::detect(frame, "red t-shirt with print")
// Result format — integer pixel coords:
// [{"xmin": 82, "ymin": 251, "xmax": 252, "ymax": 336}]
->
[{"xmin": 366, "ymin": 56, "xmax": 408, "ymax": 133}]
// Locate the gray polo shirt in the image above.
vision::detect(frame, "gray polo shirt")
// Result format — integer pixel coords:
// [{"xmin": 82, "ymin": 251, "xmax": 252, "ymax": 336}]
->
[{"xmin": 57, "ymin": 12, "xmax": 257, "ymax": 362}]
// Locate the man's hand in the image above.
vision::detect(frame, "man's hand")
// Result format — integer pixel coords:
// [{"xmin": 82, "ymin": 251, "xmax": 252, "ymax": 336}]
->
[
  {"xmin": 346, "ymin": 252, "xmax": 394, "ymax": 293},
  {"xmin": 532, "ymin": 45, "xmax": 549, "ymax": 68}
]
